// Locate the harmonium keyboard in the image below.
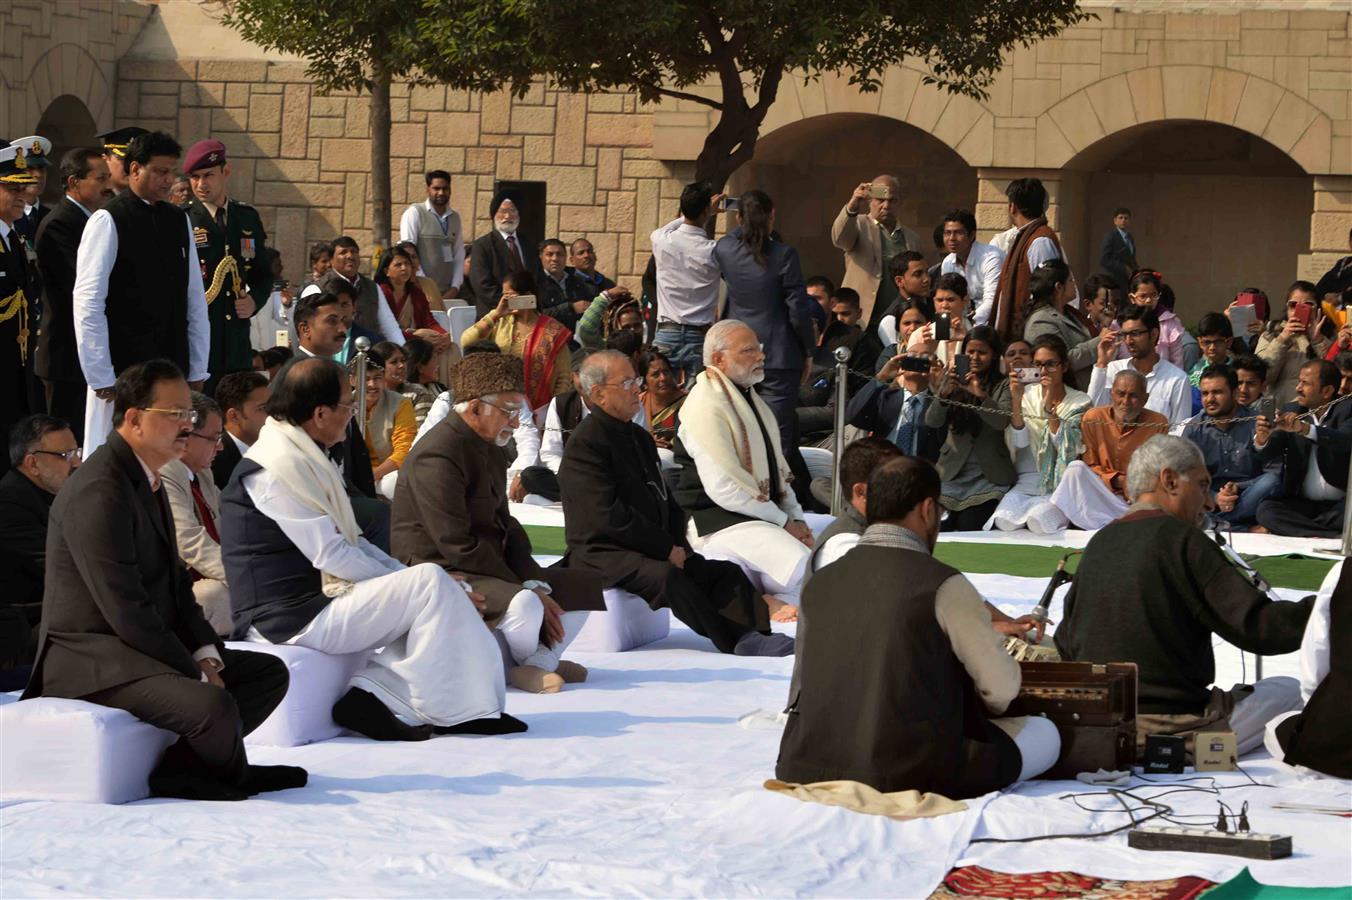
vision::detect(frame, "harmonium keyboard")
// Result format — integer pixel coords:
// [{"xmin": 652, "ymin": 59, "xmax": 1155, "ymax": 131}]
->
[{"xmin": 1004, "ymin": 661, "xmax": 1138, "ymax": 779}]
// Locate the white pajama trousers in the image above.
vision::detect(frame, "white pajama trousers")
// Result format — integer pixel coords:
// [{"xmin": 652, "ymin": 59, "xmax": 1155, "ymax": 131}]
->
[
  {"xmin": 695, "ymin": 520, "xmax": 812, "ymax": 605},
  {"xmin": 1049, "ymin": 461, "xmax": 1129, "ymax": 531},
  {"xmin": 498, "ymin": 590, "xmax": 589, "ymax": 672},
  {"xmin": 285, "ymin": 563, "xmax": 506, "ymax": 727}
]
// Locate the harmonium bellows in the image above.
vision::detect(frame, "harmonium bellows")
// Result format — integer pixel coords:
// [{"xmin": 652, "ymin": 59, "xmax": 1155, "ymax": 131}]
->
[{"xmin": 1004, "ymin": 661, "xmax": 1138, "ymax": 779}]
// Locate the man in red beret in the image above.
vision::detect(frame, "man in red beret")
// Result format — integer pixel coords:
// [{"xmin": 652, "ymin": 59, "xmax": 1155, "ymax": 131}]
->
[{"xmin": 183, "ymin": 139, "xmax": 273, "ymax": 394}]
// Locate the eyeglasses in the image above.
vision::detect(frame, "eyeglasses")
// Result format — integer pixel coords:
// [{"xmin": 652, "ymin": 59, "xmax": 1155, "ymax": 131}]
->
[
  {"xmin": 481, "ymin": 399, "xmax": 524, "ymax": 422},
  {"xmin": 189, "ymin": 431, "xmax": 225, "ymax": 448},
  {"xmin": 140, "ymin": 407, "xmax": 199, "ymax": 425},
  {"xmin": 33, "ymin": 447, "xmax": 82, "ymax": 462}
]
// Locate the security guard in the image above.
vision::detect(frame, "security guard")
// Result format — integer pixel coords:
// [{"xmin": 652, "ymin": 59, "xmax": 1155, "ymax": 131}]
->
[
  {"xmin": 0, "ymin": 141, "xmax": 38, "ymax": 473},
  {"xmin": 182, "ymin": 139, "xmax": 271, "ymax": 391},
  {"xmin": 96, "ymin": 126, "xmax": 148, "ymax": 196}
]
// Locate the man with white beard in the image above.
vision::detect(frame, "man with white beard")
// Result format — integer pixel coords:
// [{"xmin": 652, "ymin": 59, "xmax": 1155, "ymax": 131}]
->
[{"xmin": 671, "ymin": 320, "xmax": 814, "ymax": 622}]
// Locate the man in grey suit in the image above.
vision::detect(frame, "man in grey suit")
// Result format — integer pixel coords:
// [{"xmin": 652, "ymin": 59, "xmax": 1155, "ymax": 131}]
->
[{"xmin": 22, "ymin": 359, "xmax": 303, "ymax": 801}]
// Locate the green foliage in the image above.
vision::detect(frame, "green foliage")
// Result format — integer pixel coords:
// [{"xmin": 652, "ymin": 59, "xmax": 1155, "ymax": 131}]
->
[{"xmin": 223, "ymin": 0, "xmax": 427, "ymax": 90}]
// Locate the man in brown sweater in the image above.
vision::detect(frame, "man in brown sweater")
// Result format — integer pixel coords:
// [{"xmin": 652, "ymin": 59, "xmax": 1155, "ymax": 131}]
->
[{"xmin": 1050, "ymin": 368, "xmax": 1168, "ymax": 529}]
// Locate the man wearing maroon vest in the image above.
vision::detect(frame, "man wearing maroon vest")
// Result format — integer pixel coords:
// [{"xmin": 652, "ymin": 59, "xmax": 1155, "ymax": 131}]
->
[{"xmin": 990, "ymin": 177, "xmax": 1084, "ymax": 345}]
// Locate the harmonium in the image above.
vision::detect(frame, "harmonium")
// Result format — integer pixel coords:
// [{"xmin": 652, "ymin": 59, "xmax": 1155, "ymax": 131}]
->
[{"xmin": 1004, "ymin": 661, "xmax": 1137, "ymax": 779}]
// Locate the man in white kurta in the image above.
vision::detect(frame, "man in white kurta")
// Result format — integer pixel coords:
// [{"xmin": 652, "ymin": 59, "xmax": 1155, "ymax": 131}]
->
[
  {"xmin": 218, "ymin": 356, "xmax": 516, "ymax": 741},
  {"xmin": 671, "ymin": 320, "xmax": 814, "ymax": 620},
  {"xmin": 73, "ymin": 131, "xmax": 210, "ymax": 457}
]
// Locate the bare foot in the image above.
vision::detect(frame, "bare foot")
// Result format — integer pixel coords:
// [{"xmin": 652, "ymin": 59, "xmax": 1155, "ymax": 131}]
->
[{"xmin": 764, "ymin": 594, "xmax": 798, "ymax": 623}]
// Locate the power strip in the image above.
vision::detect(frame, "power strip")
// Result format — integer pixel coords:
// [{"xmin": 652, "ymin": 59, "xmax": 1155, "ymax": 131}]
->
[{"xmin": 1128, "ymin": 826, "xmax": 1291, "ymax": 860}]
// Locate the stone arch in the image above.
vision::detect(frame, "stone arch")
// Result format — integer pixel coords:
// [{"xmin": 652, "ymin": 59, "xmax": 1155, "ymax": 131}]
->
[
  {"xmin": 1034, "ymin": 65, "xmax": 1332, "ymax": 175},
  {"xmin": 754, "ymin": 67, "xmax": 994, "ymax": 169},
  {"xmin": 26, "ymin": 44, "xmax": 113, "ymax": 136}
]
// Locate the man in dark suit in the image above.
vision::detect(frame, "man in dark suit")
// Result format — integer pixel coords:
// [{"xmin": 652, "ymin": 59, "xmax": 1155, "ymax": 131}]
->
[
  {"xmin": 211, "ymin": 370, "xmax": 269, "ymax": 490},
  {"xmin": 35, "ymin": 147, "xmax": 111, "ymax": 440},
  {"xmin": 845, "ymin": 348, "xmax": 946, "ymax": 463},
  {"xmin": 559, "ymin": 351, "xmax": 788, "ymax": 656},
  {"xmin": 468, "ymin": 190, "xmax": 531, "ymax": 318},
  {"xmin": 0, "ymin": 414, "xmax": 81, "ymax": 687},
  {"xmin": 22, "ymin": 359, "xmax": 303, "ymax": 801},
  {"xmin": 1254, "ymin": 359, "xmax": 1352, "ymax": 537},
  {"xmin": 712, "ymin": 194, "xmax": 818, "ymax": 507},
  {"xmin": 1098, "ymin": 206, "xmax": 1138, "ymax": 287}
]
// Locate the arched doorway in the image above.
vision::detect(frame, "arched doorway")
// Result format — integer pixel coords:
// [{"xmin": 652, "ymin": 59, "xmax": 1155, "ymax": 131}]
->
[
  {"xmin": 34, "ymin": 94, "xmax": 99, "ymax": 204},
  {"xmin": 732, "ymin": 113, "xmax": 977, "ymax": 284},
  {"xmin": 1062, "ymin": 120, "xmax": 1312, "ymax": 324}
]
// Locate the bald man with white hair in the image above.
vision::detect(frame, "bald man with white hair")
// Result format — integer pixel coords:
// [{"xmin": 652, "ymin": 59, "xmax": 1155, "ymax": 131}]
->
[
  {"xmin": 831, "ymin": 175, "xmax": 923, "ymax": 329},
  {"xmin": 1056, "ymin": 434, "xmax": 1313, "ymax": 760},
  {"xmin": 670, "ymin": 320, "xmax": 813, "ymax": 622}
]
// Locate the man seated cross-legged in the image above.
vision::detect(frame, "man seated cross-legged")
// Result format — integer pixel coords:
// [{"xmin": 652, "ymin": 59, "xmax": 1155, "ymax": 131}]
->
[
  {"xmin": 558, "ymin": 350, "xmax": 792, "ymax": 657},
  {"xmin": 220, "ymin": 357, "xmax": 518, "ymax": 741},
  {"xmin": 22, "ymin": 360, "xmax": 305, "ymax": 801},
  {"xmin": 777, "ymin": 455, "xmax": 1061, "ymax": 798}
]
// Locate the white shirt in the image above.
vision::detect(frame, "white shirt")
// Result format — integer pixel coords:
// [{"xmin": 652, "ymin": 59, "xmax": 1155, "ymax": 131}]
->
[
  {"xmin": 1086, "ymin": 357, "xmax": 1191, "ymax": 425},
  {"xmin": 241, "ymin": 464, "xmax": 404, "ymax": 583},
  {"xmin": 332, "ymin": 271, "xmax": 403, "ymax": 345},
  {"xmin": 72, "ymin": 202, "xmax": 211, "ymax": 387},
  {"xmin": 399, "ymin": 200, "xmax": 464, "ymax": 289},
  {"xmin": 650, "ymin": 217, "xmax": 720, "ymax": 325},
  {"xmin": 677, "ymin": 421, "xmax": 805, "ymax": 527},
  {"xmin": 539, "ymin": 397, "xmax": 649, "ymax": 474},
  {"xmin": 942, "ymin": 241, "xmax": 1004, "ymax": 326}
]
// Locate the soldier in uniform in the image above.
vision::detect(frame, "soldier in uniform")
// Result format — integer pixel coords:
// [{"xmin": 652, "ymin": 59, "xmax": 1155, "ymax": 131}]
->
[
  {"xmin": 0, "ymin": 142, "xmax": 39, "ymax": 475},
  {"xmin": 10, "ymin": 136, "xmax": 52, "ymax": 415},
  {"xmin": 182, "ymin": 140, "xmax": 271, "ymax": 393},
  {"xmin": 96, "ymin": 126, "xmax": 148, "ymax": 197}
]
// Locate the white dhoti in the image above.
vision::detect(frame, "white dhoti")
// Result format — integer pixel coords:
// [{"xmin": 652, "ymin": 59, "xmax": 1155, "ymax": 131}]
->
[
  {"xmin": 191, "ymin": 578, "xmax": 234, "ymax": 637},
  {"xmin": 83, "ymin": 390, "xmax": 114, "ymax": 458},
  {"xmin": 498, "ymin": 589, "xmax": 588, "ymax": 672},
  {"xmin": 1049, "ymin": 461, "xmax": 1128, "ymax": 531},
  {"xmin": 277, "ymin": 562, "xmax": 506, "ymax": 728},
  {"xmin": 992, "ymin": 715, "xmax": 1062, "ymax": 782},
  {"xmin": 694, "ymin": 520, "xmax": 812, "ymax": 604}
]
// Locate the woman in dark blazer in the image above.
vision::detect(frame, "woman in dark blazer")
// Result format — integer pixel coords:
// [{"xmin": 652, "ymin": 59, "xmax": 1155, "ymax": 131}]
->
[
  {"xmin": 925, "ymin": 325, "xmax": 1016, "ymax": 531},
  {"xmin": 713, "ymin": 190, "xmax": 818, "ymax": 506}
]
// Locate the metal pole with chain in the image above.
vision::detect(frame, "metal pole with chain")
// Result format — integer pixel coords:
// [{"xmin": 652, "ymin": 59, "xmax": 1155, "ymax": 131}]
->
[
  {"xmin": 830, "ymin": 346, "xmax": 852, "ymax": 516},
  {"xmin": 353, "ymin": 336, "xmax": 371, "ymax": 434}
]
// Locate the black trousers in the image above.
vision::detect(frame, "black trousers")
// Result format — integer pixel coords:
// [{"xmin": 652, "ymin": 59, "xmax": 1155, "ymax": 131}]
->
[
  {"xmin": 44, "ymin": 379, "xmax": 87, "ymax": 443},
  {"xmin": 618, "ymin": 553, "xmax": 766, "ymax": 654},
  {"xmin": 81, "ymin": 647, "xmax": 288, "ymax": 783},
  {"xmin": 1255, "ymin": 497, "xmax": 1345, "ymax": 538},
  {"xmin": 758, "ymin": 367, "xmax": 821, "ymax": 512},
  {"xmin": 520, "ymin": 465, "xmax": 562, "ymax": 502}
]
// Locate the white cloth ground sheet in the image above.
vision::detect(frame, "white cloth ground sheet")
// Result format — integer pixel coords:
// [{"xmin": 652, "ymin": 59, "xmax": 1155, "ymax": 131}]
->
[{"xmin": 2, "ymin": 529, "xmax": 1345, "ymax": 895}]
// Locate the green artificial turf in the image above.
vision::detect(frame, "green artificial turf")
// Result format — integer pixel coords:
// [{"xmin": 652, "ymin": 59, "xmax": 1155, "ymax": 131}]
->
[{"xmin": 521, "ymin": 526, "xmax": 1335, "ymax": 592}]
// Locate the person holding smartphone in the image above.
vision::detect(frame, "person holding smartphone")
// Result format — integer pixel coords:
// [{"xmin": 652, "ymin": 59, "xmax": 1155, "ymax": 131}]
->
[
  {"xmin": 923, "ymin": 326, "xmax": 1015, "ymax": 531},
  {"xmin": 1256, "ymin": 281, "xmax": 1333, "ymax": 406},
  {"xmin": 990, "ymin": 334, "xmax": 1091, "ymax": 533}
]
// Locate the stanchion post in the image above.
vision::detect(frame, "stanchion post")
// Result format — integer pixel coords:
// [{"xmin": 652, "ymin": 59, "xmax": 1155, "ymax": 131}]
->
[
  {"xmin": 831, "ymin": 346, "xmax": 852, "ymax": 516},
  {"xmin": 353, "ymin": 336, "xmax": 370, "ymax": 434}
]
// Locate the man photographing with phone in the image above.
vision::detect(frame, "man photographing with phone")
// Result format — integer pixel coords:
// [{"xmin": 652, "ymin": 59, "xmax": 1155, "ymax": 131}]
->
[{"xmin": 831, "ymin": 175, "xmax": 922, "ymax": 331}]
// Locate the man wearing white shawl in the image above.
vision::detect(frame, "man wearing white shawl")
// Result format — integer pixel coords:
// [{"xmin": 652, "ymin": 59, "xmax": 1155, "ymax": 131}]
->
[
  {"xmin": 219, "ymin": 357, "xmax": 520, "ymax": 742},
  {"xmin": 671, "ymin": 321, "xmax": 814, "ymax": 620}
]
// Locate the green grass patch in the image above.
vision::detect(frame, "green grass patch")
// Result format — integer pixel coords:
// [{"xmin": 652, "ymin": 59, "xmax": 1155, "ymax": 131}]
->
[{"xmin": 523, "ymin": 525, "xmax": 1334, "ymax": 592}]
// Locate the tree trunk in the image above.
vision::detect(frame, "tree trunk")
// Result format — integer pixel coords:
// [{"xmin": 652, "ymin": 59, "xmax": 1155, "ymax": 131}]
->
[{"xmin": 369, "ymin": 64, "xmax": 392, "ymax": 257}]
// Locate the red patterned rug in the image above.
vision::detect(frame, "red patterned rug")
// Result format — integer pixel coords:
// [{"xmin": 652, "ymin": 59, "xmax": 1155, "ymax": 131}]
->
[{"xmin": 930, "ymin": 865, "xmax": 1215, "ymax": 900}]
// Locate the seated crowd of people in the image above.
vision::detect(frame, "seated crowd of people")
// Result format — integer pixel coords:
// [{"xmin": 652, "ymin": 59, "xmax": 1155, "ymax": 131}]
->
[{"xmin": 1, "ymin": 131, "xmax": 1347, "ymax": 805}]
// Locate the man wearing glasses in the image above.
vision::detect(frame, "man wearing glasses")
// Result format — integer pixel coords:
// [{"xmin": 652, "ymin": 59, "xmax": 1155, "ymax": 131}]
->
[
  {"xmin": 0, "ymin": 414, "xmax": 81, "ymax": 687},
  {"xmin": 393, "ymin": 352, "xmax": 604, "ymax": 695},
  {"xmin": 24, "ymin": 359, "xmax": 303, "ymax": 800},
  {"xmin": 160, "ymin": 392, "xmax": 232, "ymax": 636}
]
